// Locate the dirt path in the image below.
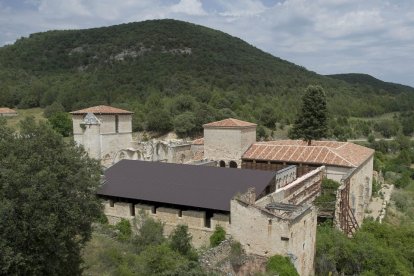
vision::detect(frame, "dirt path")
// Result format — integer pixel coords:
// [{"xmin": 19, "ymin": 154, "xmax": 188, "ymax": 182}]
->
[{"xmin": 365, "ymin": 184, "xmax": 394, "ymax": 222}]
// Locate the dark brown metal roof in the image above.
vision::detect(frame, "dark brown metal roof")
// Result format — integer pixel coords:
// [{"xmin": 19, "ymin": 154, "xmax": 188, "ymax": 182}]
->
[{"xmin": 98, "ymin": 160, "xmax": 276, "ymax": 212}]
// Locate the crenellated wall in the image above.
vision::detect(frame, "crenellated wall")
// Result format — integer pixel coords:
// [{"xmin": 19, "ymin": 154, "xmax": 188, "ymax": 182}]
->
[{"xmin": 103, "ymin": 200, "xmax": 230, "ymax": 247}]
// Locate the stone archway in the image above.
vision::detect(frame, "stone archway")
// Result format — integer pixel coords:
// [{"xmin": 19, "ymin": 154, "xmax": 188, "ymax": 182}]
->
[
  {"xmin": 229, "ymin": 161, "xmax": 238, "ymax": 168},
  {"xmin": 219, "ymin": 160, "xmax": 226, "ymax": 167}
]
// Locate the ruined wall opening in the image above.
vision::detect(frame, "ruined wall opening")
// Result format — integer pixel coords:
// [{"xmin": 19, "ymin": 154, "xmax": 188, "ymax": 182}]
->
[
  {"xmin": 115, "ymin": 115, "xmax": 119, "ymax": 133},
  {"xmin": 205, "ymin": 211, "xmax": 213, "ymax": 228},
  {"xmin": 219, "ymin": 160, "xmax": 226, "ymax": 167},
  {"xmin": 229, "ymin": 161, "xmax": 238, "ymax": 168},
  {"xmin": 109, "ymin": 199, "xmax": 114, "ymax": 207},
  {"xmin": 130, "ymin": 204, "xmax": 135, "ymax": 216},
  {"xmin": 178, "ymin": 210, "xmax": 182, "ymax": 217}
]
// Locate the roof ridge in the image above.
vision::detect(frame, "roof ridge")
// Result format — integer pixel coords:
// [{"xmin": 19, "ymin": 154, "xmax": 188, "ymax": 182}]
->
[{"xmin": 328, "ymin": 147, "xmax": 355, "ymax": 167}]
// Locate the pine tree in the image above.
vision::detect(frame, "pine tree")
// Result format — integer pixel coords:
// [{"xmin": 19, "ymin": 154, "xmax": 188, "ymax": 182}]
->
[{"xmin": 290, "ymin": 85, "xmax": 328, "ymax": 145}]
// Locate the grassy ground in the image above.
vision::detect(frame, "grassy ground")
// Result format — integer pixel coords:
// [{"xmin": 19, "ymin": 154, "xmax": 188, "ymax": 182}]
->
[
  {"xmin": 4, "ymin": 108, "xmax": 45, "ymax": 129},
  {"xmin": 82, "ymin": 231, "xmax": 135, "ymax": 276}
]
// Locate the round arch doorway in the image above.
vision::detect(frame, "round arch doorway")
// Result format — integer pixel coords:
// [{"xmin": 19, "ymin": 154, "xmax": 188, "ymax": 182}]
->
[{"xmin": 229, "ymin": 161, "xmax": 238, "ymax": 168}]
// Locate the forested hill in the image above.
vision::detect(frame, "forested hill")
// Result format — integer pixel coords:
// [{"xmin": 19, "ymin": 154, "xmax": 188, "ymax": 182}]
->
[
  {"xmin": 327, "ymin": 73, "xmax": 414, "ymax": 95},
  {"xmin": 0, "ymin": 19, "xmax": 413, "ymax": 131}
]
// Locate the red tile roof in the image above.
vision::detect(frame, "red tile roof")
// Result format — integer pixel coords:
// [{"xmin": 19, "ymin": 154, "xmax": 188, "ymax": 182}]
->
[
  {"xmin": 70, "ymin": 105, "xmax": 133, "ymax": 115},
  {"xmin": 242, "ymin": 140, "xmax": 374, "ymax": 168},
  {"xmin": 192, "ymin": 138, "xmax": 204, "ymax": 145},
  {"xmin": 203, "ymin": 118, "xmax": 256, "ymax": 128},
  {"xmin": 0, "ymin": 107, "xmax": 17, "ymax": 114}
]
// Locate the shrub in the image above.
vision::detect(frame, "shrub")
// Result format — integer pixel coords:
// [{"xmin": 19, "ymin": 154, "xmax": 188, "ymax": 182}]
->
[
  {"xmin": 169, "ymin": 224, "xmax": 193, "ymax": 257},
  {"xmin": 43, "ymin": 101, "xmax": 65, "ymax": 118},
  {"xmin": 210, "ymin": 225, "xmax": 226, "ymax": 247},
  {"xmin": 395, "ymin": 173, "xmax": 411, "ymax": 189},
  {"xmin": 372, "ymin": 178, "xmax": 381, "ymax": 196},
  {"xmin": 266, "ymin": 255, "xmax": 299, "ymax": 276},
  {"xmin": 48, "ymin": 112, "xmax": 72, "ymax": 137},
  {"xmin": 229, "ymin": 241, "xmax": 245, "ymax": 269},
  {"xmin": 133, "ymin": 216, "xmax": 165, "ymax": 253},
  {"xmin": 115, "ymin": 219, "xmax": 132, "ymax": 241}
]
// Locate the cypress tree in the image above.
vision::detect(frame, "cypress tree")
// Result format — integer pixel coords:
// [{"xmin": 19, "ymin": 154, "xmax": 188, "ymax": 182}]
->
[{"xmin": 290, "ymin": 85, "xmax": 328, "ymax": 145}]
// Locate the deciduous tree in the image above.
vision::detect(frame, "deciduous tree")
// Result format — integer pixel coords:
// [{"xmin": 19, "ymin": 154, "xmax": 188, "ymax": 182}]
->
[{"xmin": 0, "ymin": 118, "xmax": 102, "ymax": 275}]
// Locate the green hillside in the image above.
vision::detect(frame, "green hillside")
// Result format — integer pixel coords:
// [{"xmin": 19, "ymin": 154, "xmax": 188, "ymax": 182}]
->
[
  {"xmin": 0, "ymin": 19, "xmax": 413, "ymax": 134},
  {"xmin": 327, "ymin": 73, "xmax": 414, "ymax": 95}
]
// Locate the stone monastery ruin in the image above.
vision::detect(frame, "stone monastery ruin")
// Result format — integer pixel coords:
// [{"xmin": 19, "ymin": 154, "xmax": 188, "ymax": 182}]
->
[{"xmin": 70, "ymin": 105, "xmax": 375, "ymax": 275}]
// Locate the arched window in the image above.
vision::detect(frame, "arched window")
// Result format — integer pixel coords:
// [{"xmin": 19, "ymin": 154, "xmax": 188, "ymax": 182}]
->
[
  {"xmin": 229, "ymin": 161, "xmax": 238, "ymax": 168},
  {"xmin": 219, "ymin": 160, "xmax": 226, "ymax": 167}
]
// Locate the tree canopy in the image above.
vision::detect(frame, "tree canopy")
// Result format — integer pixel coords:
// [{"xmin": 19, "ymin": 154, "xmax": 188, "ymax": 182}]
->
[
  {"xmin": 1, "ymin": 19, "xmax": 414, "ymax": 136},
  {"xmin": 290, "ymin": 85, "xmax": 328, "ymax": 144},
  {"xmin": 0, "ymin": 118, "xmax": 102, "ymax": 275}
]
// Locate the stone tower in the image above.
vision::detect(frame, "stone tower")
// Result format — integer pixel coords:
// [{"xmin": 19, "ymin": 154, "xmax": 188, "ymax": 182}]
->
[
  {"xmin": 203, "ymin": 118, "xmax": 257, "ymax": 168},
  {"xmin": 70, "ymin": 105, "xmax": 133, "ymax": 161}
]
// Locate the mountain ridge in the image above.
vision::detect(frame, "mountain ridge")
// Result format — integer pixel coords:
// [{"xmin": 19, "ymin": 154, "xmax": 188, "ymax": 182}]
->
[{"xmin": 0, "ymin": 19, "xmax": 413, "ymax": 130}]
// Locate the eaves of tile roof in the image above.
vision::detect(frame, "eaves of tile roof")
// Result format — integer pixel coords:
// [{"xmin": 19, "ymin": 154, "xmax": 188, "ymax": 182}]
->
[
  {"xmin": 203, "ymin": 118, "xmax": 256, "ymax": 128},
  {"xmin": 70, "ymin": 105, "xmax": 133, "ymax": 115}
]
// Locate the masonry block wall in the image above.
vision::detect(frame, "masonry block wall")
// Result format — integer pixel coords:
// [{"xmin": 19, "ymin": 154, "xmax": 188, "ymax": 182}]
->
[
  {"xmin": 72, "ymin": 113, "xmax": 133, "ymax": 161},
  {"xmin": 204, "ymin": 127, "xmax": 256, "ymax": 166},
  {"xmin": 75, "ymin": 125, "xmax": 101, "ymax": 159},
  {"xmin": 230, "ymin": 199, "xmax": 316, "ymax": 276},
  {"xmin": 103, "ymin": 200, "xmax": 230, "ymax": 248},
  {"xmin": 348, "ymin": 156, "xmax": 373, "ymax": 225}
]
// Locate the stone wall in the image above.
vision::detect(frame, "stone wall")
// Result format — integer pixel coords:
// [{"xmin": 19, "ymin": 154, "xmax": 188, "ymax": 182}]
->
[
  {"xmin": 275, "ymin": 165, "xmax": 297, "ymax": 190},
  {"xmin": 118, "ymin": 114, "xmax": 132, "ymax": 133},
  {"xmin": 204, "ymin": 127, "xmax": 256, "ymax": 167},
  {"xmin": 230, "ymin": 199, "xmax": 316, "ymax": 276},
  {"xmin": 101, "ymin": 133, "xmax": 133, "ymax": 162},
  {"xmin": 72, "ymin": 113, "xmax": 134, "ymax": 164},
  {"xmin": 103, "ymin": 200, "xmax": 230, "ymax": 248},
  {"xmin": 348, "ymin": 155, "xmax": 374, "ymax": 225},
  {"xmin": 96, "ymin": 115, "xmax": 116, "ymax": 134},
  {"xmin": 256, "ymin": 166, "xmax": 324, "ymax": 207},
  {"xmin": 110, "ymin": 141, "xmax": 193, "ymax": 166},
  {"xmin": 325, "ymin": 166, "xmax": 351, "ymax": 182},
  {"xmin": 74, "ymin": 125, "xmax": 101, "ymax": 159},
  {"xmin": 72, "ymin": 115, "xmax": 84, "ymax": 134},
  {"xmin": 334, "ymin": 155, "xmax": 374, "ymax": 232}
]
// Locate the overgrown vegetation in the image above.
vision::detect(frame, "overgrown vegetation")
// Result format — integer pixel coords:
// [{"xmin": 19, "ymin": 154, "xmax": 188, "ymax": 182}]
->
[
  {"xmin": 316, "ymin": 220, "xmax": 414, "ymax": 275},
  {"xmin": 265, "ymin": 255, "xmax": 299, "ymax": 276},
  {"xmin": 316, "ymin": 134, "xmax": 414, "ymax": 275},
  {"xmin": 210, "ymin": 225, "xmax": 226, "ymax": 247},
  {"xmin": 84, "ymin": 214, "xmax": 208, "ymax": 275},
  {"xmin": 314, "ymin": 178, "xmax": 340, "ymax": 212},
  {"xmin": 1, "ymin": 20, "xmax": 414, "ymax": 138}
]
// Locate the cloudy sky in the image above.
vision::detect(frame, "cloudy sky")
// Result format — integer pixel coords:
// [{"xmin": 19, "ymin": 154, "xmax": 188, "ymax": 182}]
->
[{"xmin": 1, "ymin": 0, "xmax": 413, "ymax": 86}]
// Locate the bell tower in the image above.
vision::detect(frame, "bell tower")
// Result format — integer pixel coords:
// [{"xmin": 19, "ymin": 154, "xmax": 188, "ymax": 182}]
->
[{"xmin": 70, "ymin": 105, "xmax": 133, "ymax": 161}]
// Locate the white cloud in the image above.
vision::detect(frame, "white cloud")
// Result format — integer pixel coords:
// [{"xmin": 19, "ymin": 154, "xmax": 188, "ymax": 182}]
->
[
  {"xmin": 0, "ymin": 0, "xmax": 413, "ymax": 86},
  {"xmin": 171, "ymin": 0, "xmax": 206, "ymax": 16}
]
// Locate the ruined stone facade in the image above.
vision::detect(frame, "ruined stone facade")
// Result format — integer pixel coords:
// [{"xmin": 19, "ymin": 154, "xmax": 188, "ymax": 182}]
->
[
  {"xmin": 334, "ymin": 155, "xmax": 374, "ymax": 230},
  {"xmin": 109, "ymin": 140, "xmax": 194, "ymax": 167},
  {"xmin": 101, "ymin": 166, "xmax": 324, "ymax": 275}
]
